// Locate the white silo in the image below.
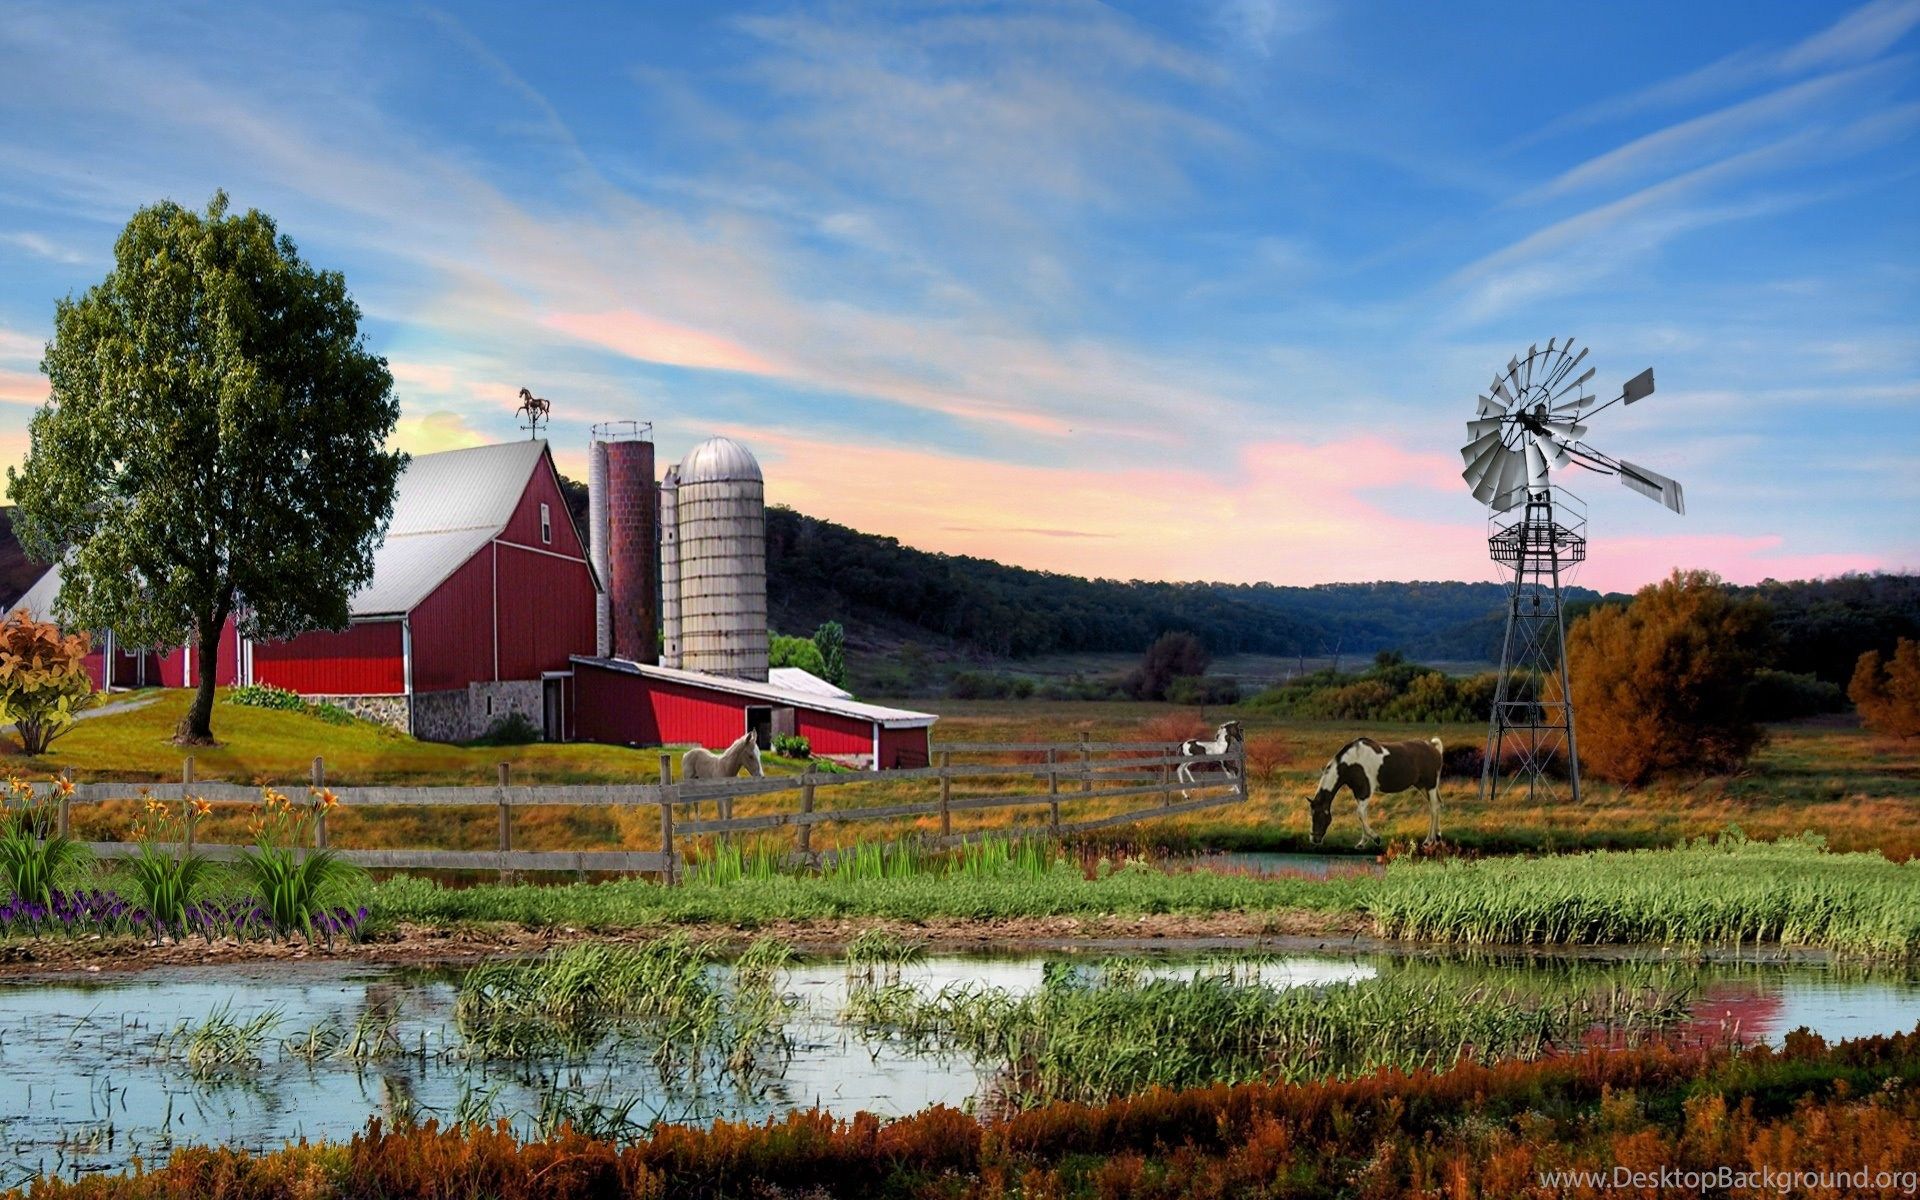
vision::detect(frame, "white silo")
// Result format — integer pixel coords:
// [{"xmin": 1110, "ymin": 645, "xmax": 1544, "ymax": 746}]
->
[{"xmin": 671, "ymin": 436, "xmax": 768, "ymax": 681}]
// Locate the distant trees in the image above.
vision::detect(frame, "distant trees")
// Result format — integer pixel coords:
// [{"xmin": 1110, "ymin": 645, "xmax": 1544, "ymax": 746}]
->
[
  {"xmin": 8, "ymin": 194, "xmax": 404, "ymax": 744},
  {"xmin": 1849, "ymin": 638, "xmax": 1920, "ymax": 739},
  {"xmin": 812, "ymin": 620, "xmax": 847, "ymax": 688},
  {"xmin": 768, "ymin": 634, "xmax": 828, "ymax": 678},
  {"xmin": 1560, "ymin": 570, "xmax": 1772, "ymax": 785},
  {"xmin": 1127, "ymin": 632, "xmax": 1210, "ymax": 701}
]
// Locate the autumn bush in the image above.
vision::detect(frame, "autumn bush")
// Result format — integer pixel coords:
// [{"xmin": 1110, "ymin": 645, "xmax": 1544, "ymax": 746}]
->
[
  {"xmin": 1850, "ymin": 637, "xmax": 1920, "ymax": 739},
  {"xmin": 1559, "ymin": 569, "xmax": 1772, "ymax": 785},
  {"xmin": 0, "ymin": 611, "xmax": 97, "ymax": 755}
]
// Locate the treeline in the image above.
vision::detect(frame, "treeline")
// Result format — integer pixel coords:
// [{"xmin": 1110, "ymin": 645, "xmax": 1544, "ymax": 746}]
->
[{"xmin": 766, "ymin": 507, "xmax": 1311, "ymax": 658}]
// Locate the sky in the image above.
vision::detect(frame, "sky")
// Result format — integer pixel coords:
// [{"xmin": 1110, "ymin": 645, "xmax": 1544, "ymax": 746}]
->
[{"xmin": 0, "ymin": 0, "xmax": 1916, "ymax": 593}]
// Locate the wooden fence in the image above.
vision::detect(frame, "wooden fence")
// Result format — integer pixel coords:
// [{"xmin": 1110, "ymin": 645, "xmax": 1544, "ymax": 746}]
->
[{"xmin": 51, "ymin": 736, "xmax": 1247, "ymax": 881}]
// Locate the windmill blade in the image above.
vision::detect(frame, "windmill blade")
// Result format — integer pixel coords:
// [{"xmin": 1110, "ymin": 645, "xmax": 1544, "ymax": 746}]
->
[
  {"xmin": 1491, "ymin": 446, "xmax": 1526, "ymax": 509},
  {"xmin": 1463, "ymin": 438, "xmax": 1506, "ymax": 492},
  {"xmin": 1618, "ymin": 458, "xmax": 1686, "ymax": 515},
  {"xmin": 1466, "ymin": 416, "xmax": 1505, "ymax": 440},
  {"xmin": 1551, "ymin": 365, "xmax": 1596, "ymax": 403},
  {"xmin": 1472, "ymin": 446, "xmax": 1515, "ymax": 505},
  {"xmin": 1524, "ymin": 438, "xmax": 1549, "ymax": 488},
  {"xmin": 1532, "ymin": 431, "xmax": 1571, "ymax": 470},
  {"xmin": 1477, "ymin": 394, "xmax": 1508, "ymax": 417},
  {"xmin": 1543, "ymin": 344, "xmax": 1586, "ymax": 392},
  {"xmin": 1552, "ymin": 392, "xmax": 1597, "ymax": 412},
  {"xmin": 1460, "ymin": 429, "xmax": 1502, "ymax": 466},
  {"xmin": 1521, "ymin": 343, "xmax": 1539, "ymax": 389},
  {"xmin": 1539, "ymin": 418, "xmax": 1589, "ymax": 439},
  {"xmin": 1621, "ymin": 367, "xmax": 1655, "ymax": 404},
  {"xmin": 1490, "ymin": 378, "xmax": 1513, "ymax": 406}
]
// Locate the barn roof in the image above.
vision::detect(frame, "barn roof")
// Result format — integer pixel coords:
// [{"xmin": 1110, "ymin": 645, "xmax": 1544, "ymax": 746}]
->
[
  {"xmin": 573, "ymin": 656, "xmax": 937, "ymax": 729},
  {"xmin": 768, "ymin": 666, "xmax": 853, "ymax": 699},
  {"xmin": 345, "ymin": 440, "xmax": 554, "ymax": 616},
  {"xmin": 10, "ymin": 440, "xmax": 562, "ymax": 622}
]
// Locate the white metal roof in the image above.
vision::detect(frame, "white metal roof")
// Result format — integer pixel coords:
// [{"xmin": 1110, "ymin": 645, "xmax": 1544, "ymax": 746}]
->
[
  {"xmin": 678, "ymin": 436, "xmax": 763, "ymax": 484},
  {"xmin": 768, "ymin": 666, "xmax": 854, "ymax": 699},
  {"xmin": 354, "ymin": 440, "xmax": 552, "ymax": 615},
  {"xmin": 11, "ymin": 441, "xmax": 557, "ymax": 622},
  {"xmin": 573, "ymin": 656, "xmax": 937, "ymax": 729}
]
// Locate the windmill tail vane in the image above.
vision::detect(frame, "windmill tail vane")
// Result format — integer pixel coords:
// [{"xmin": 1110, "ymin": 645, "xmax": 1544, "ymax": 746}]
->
[{"xmin": 1459, "ymin": 338, "xmax": 1684, "ymax": 810}]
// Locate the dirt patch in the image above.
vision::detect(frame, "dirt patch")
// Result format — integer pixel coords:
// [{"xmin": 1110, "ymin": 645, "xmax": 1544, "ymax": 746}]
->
[{"xmin": 0, "ymin": 909, "xmax": 1372, "ymax": 980}]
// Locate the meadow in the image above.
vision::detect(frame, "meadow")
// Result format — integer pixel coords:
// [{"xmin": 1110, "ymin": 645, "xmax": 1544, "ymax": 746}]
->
[{"xmin": 13, "ymin": 691, "xmax": 1916, "ymax": 861}]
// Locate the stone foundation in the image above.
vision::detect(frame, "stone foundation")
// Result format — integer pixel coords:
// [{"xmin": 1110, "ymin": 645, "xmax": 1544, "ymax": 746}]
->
[
  {"xmin": 330, "ymin": 694, "xmax": 411, "ymax": 734},
  {"xmin": 469, "ymin": 680, "xmax": 544, "ymax": 740},
  {"xmin": 412, "ymin": 689, "xmax": 472, "ymax": 743}
]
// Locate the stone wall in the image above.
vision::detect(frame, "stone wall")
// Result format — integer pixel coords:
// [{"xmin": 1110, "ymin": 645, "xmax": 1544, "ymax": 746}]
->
[
  {"xmin": 469, "ymin": 680, "xmax": 544, "ymax": 740},
  {"xmin": 412, "ymin": 689, "xmax": 471, "ymax": 743},
  {"xmin": 332, "ymin": 694, "xmax": 410, "ymax": 734}
]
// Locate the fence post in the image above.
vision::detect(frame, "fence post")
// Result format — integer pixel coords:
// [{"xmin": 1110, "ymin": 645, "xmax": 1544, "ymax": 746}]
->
[
  {"xmin": 182, "ymin": 756, "xmax": 196, "ymax": 856},
  {"xmin": 938, "ymin": 750, "xmax": 952, "ymax": 840},
  {"xmin": 658, "ymin": 752, "xmax": 677, "ymax": 885},
  {"xmin": 312, "ymin": 756, "xmax": 327, "ymax": 849},
  {"xmin": 1161, "ymin": 759, "xmax": 1172, "ymax": 808},
  {"xmin": 798, "ymin": 768, "xmax": 815, "ymax": 862},
  {"xmin": 1079, "ymin": 732, "xmax": 1091, "ymax": 793},
  {"xmin": 1235, "ymin": 738, "xmax": 1248, "ymax": 803},
  {"xmin": 1047, "ymin": 748, "xmax": 1060, "ymax": 836},
  {"xmin": 496, "ymin": 762, "xmax": 512, "ymax": 885}
]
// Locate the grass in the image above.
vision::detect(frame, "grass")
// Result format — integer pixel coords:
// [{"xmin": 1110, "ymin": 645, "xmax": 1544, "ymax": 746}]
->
[
  {"xmin": 846, "ymin": 955, "xmax": 1697, "ymax": 1107},
  {"xmin": 365, "ymin": 837, "xmax": 1920, "ymax": 958}
]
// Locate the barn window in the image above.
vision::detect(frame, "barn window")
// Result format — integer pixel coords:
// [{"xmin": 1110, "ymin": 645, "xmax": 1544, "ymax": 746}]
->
[{"xmin": 539, "ymin": 503, "xmax": 552, "ymax": 544}]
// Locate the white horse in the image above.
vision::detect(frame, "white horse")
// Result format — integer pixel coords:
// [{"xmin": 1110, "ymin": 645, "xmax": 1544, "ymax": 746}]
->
[
  {"xmin": 681, "ymin": 730, "xmax": 764, "ymax": 781},
  {"xmin": 1177, "ymin": 720, "xmax": 1243, "ymax": 798}
]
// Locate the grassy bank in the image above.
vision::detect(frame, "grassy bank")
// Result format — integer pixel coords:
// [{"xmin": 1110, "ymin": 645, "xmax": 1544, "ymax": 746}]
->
[
  {"xmin": 14, "ymin": 1025, "xmax": 1920, "ymax": 1198},
  {"xmin": 358, "ymin": 838, "xmax": 1920, "ymax": 959}
]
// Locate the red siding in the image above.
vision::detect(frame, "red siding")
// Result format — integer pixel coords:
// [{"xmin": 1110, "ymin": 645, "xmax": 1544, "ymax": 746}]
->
[
  {"xmin": 794, "ymin": 709, "xmax": 875, "ymax": 757},
  {"xmin": 494, "ymin": 543, "xmax": 596, "ymax": 680},
  {"xmin": 253, "ymin": 621, "xmax": 404, "ymax": 694},
  {"xmin": 409, "ymin": 549, "xmax": 495, "ymax": 692},
  {"xmin": 500, "ymin": 451, "xmax": 590, "ymax": 559},
  {"xmin": 880, "ymin": 725, "xmax": 932, "ymax": 770},
  {"xmin": 149, "ymin": 618, "xmax": 240, "ymax": 688}
]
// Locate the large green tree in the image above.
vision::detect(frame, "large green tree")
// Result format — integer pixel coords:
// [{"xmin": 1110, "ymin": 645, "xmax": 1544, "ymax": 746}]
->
[{"xmin": 8, "ymin": 193, "xmax": 405, "ymax": 744}]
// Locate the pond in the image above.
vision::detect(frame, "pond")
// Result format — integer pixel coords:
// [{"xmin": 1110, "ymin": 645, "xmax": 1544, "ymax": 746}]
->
[{"xmin": 3, "ymin": 947, "xmax": 1917, "ymax": 1184}]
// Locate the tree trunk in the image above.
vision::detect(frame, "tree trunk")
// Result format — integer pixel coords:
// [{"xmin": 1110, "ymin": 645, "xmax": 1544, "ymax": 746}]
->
[{"xmin": 175, "ymin": 615, "xmax": 223, "ymax": 745}]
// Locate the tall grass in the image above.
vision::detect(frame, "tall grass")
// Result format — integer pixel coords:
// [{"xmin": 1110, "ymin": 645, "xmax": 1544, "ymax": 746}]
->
[
  {"xmin": 1369, "ymin": 832, "xmax": 1920, "ymax": 958},
  {"xmin": 848, "ymin": 956, "xmax": 1695, "ymax": 1107}
]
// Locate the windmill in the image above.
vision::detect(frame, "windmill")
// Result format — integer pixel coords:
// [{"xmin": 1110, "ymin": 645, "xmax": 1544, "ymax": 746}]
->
[{"xmin": 1460, "ymin": 337, "xmax": 1684, "ymax": 807}]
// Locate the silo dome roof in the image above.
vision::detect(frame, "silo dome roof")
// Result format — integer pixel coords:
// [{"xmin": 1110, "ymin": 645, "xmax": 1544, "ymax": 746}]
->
[{"xmin": 678, "ymin": 436, "xmax": 763, "ymax": 484}]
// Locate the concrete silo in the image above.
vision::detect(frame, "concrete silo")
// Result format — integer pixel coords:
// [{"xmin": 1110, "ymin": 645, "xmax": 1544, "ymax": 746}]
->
[{"xmin": 663, "ymin": 436, "xmax": 767, "ymax": 681}]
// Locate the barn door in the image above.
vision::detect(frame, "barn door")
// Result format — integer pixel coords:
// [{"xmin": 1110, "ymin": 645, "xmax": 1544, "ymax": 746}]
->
[
  {"xmin": 542, "ymin": 677, "xmax": 565, "ymax": 742},
  {"xmin": 745, "ymin": 705, "xmax": 774, "ymax": 750}
]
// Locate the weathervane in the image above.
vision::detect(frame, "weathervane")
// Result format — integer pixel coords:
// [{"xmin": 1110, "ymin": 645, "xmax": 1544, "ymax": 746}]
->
[{"xmin": 515, "ymin": 387, "xmax": 550, "ymax": 439}]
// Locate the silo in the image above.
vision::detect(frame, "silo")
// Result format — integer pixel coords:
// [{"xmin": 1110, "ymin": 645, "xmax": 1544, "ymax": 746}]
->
[
  {"xmin": 587, "ymin": 439, "xmax": 611, "ymax": 656},
  {"xmin": 673, "ymin": 436, "xmax": 768, "ymax": 680},
  {"xmin": 592, "ymin": 421, "xmax": 658, "ymax": 665},
  {"xmin": 658, "ymin": 464, "xmax": 682, "ymax": 669}
]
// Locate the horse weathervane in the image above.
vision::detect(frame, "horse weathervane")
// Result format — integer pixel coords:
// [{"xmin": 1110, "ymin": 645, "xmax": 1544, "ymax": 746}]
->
[{"xmin": 516, "ymin": 387, "xmax": 551, "ymax": 439}]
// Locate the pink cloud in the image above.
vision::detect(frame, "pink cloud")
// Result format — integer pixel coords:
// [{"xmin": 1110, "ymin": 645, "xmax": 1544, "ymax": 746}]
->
[
  {"xmin": 0, "ymin": 368, "xmax": 49, "ymax": 408},
  {"xmin": 541, "ymin": 309, "xmax": 782, "ymax": 377}
]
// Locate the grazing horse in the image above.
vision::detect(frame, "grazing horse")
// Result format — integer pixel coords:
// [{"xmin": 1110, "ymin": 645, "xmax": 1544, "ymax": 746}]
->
[
  {"xmin": 1177, "ymin": 721, "xmax": 1244, "ymax": 798},
  {"xmin": 682, "ymin": 730, "xmax": 764, "ymax": 781},
  {"xmin": 1308, "ymin": 736, "xmax": 1443, "ymax": 847}
]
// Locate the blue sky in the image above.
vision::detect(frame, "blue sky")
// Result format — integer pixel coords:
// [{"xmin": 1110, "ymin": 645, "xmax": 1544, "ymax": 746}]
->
[{"xmin": 1, "ymin": 0, "xmax": 1915, "ymax": 590}]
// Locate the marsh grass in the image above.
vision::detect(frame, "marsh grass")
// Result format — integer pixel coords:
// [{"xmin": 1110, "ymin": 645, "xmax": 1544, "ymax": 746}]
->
[
  {"xmin": 849, "ymin": 956, "xmax": 1696, "ymax": 1107},
  {"xmin": 159, "ymin": 1003, "xmax": 282, "ymax": 1079}
]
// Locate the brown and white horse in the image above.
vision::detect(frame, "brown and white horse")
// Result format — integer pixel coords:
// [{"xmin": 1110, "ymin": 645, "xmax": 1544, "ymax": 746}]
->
[
  {"xmin": 1308, "ymin": 736, "xmax": 1443, "ymax": 847},
  {"xmin": 1177, "ymin": 721, "xmax": 1243, "ymax": 797}
]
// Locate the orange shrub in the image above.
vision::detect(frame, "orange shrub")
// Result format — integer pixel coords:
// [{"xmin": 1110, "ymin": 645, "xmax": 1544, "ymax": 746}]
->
[
  {"xmin": 0, "ymin": 611, "xmax": 96, "ymax": 755},
  {"xmin": 1558, "ymin": 569, "xmax": 1771, "ymax": 785},
  {"xmin": 1850, "ymin": 637, "xmax": 1920, "ymax": 739}
]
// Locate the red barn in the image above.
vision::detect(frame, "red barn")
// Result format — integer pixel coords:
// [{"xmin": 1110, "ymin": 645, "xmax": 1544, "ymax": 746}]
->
[
  {"xmin": 569, "ymin": 656, "xmax": 935, "ymax": 769},
  {"xmin": 12, "ymin": 440, "xmax": 597, "ymax": 741}
]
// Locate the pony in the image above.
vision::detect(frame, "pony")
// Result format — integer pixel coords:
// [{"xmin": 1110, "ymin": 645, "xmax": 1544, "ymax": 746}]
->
[
  {"xmin": 1308, "ymin": 736, "xmax": 1443, "ymax": 847},
  {"xmin": 1177, "ymin": 721, "xmax": 1244, "ymax": 797},
  {"xmin": 681, "ymin": 730, "xmax": 764, "ymax": 782}
]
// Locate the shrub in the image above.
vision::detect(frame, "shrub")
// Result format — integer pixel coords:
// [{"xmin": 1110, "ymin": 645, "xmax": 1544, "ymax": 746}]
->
[
  {"xmin": 1559, "ymin": 569, "xmax": 1771, "ymax": 785},
  {"xmin": 1850, "ymin": 637, "xmax": 1920, "ymax": 738},
  {"xmin": 1165, "ymin": 674, "xmax": 1240, "ymax": 706},
  {"xmin": 471, "ymin": 711, "xmax": 540, "ymax": 746},
  {"xmin": 1126, "ymin": 631, "xmax": 1209, "ymax": 701},
  {"xmin": 769, "ymin": 633, "xmax": 828, "ymax": 677},
  {"xmin": 0, "ymin": 611, "xmax": 97, "ymax": 754},
  {"xmin": 773, "ymin": 733, "xmax": 812, "ymax": 759},
  {"xmin": 227, "ymin": 682, "xmax": 309, "ymax": 711},
  {"xmin": 1748, "ymin": 668, "xmax": 1847, "ymax": 720}
]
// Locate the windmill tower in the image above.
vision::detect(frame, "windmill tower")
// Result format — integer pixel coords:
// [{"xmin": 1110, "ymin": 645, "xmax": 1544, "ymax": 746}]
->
[{"xmin": 1460, "ymin": 339, "xmax": 1684, "ymax": 807}]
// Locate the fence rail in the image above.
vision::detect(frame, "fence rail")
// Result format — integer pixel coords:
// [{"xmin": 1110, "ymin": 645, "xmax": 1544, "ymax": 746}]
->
[{"xmin": 46, "ymin": 738, "xmax": 1248, "ymax": 880}]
